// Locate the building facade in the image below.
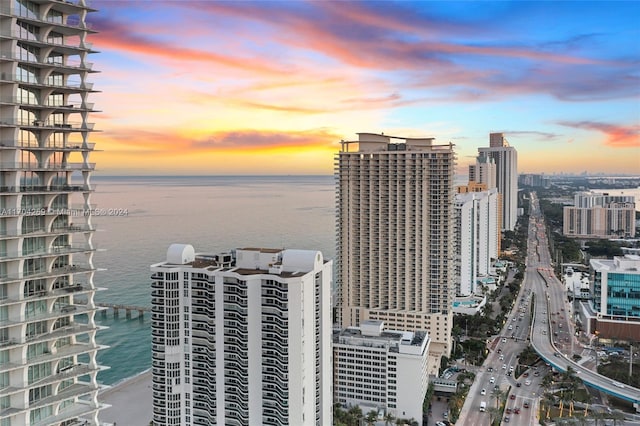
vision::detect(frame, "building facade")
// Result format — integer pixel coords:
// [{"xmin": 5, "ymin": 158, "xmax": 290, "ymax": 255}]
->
[
  {"xmin": 150, "ymin": 245, "xmax": 332, "ymax": 426},
  {"xmin": 336, "ymin": 133, "xmax": 456, "ymax": 359},
  {"xmin": 333, "ymin": 320, "xmax": 429, "ymax": 424},
  {"xmin": 454, "ymin": 189, "xmax": 499, "ymax": 296},
  {"xmin": 563, "ymin": 192, "xmax": 636, "ymax": 239},
  {"xmin": 1, "ymin": 1, "xmax": 105, "ymax": 425},
  {"xmin": 476, "ymin": 133, "xmax": 518, "ymax": 231},
  {"xmin": 583, "ymin": 255, "xmax": 640, "ymax": 341}
]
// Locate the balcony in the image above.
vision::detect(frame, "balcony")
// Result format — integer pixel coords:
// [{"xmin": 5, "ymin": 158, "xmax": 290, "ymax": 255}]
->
[
  {"xmin": 0, "ymin": 185, "xmax": 92, "ymax": 194},
  {"xmin": 0, "ymin": 119, "xmax": 96, "ymax": 131},
  {"xmin": 0, "ymin": 245, "xmax": 94, "ymax": 261},
  {"xmin": 0, "ymin": 263, "xmax": 95, "ymax": 283},
  {"xmin": 0, "ymin": 161, "xmax": 95, "ymax": 171}
]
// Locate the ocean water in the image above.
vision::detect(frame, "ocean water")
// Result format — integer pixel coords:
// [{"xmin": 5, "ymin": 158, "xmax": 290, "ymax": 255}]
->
[{"xmin": 90, "ymin": 175, "xmax": 336, "ymax": 385}]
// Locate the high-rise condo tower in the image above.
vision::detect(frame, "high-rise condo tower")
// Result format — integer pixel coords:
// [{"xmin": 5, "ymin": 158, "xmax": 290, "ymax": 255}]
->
[
  {"xmin": 0, "ymin": 1, "xmax": 105, "ymax": 424},
  {"xmin": 336, "ymin": 133, "xmax": 456, "ymax": 359}
]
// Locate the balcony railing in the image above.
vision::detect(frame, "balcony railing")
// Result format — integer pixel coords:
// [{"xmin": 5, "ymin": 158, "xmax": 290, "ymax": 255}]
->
[
  {"xmin": 0, "ymin": 119, "xmax": 96, "ymax": 131},
  {"xmin": 0, "ymin": 162, "xmax": 95, "ymax": 171},
  {"xmin": 0, "ymin": 185, "xmax": 92, "ymax": 194}
]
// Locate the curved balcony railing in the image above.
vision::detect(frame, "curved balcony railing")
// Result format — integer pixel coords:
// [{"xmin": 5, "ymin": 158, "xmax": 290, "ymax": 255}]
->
[
  {"xmin": 0, "ymin": 185, "xmax": 92, "ymax": 194},
  {"xmin": 0, "ymin": 162, "xmax": 95, "ymax": 171},
  {"xmin": 0, "ymin": 119, "xmax": 96, "ymax": 131}
]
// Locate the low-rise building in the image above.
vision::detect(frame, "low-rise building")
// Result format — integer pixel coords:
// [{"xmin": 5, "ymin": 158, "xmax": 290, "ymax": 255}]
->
[
  {"xmin": 577, "ymin": 255, "xmax": 640, "ymax": 341},
  {"xmin": 333, "ymin": 320, "xmax": 430, "ymax": 424}
]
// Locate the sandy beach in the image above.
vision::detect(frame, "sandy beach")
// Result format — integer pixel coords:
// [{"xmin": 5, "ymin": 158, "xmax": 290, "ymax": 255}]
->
[{"xmin": 99, "ymin": 370, "xmax": 153, "ymax": 426}]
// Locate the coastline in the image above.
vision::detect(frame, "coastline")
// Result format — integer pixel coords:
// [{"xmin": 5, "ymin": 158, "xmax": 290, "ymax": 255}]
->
[{"xmin": 99, "ymin": 369, "xmax": 152, "ymax": 425}]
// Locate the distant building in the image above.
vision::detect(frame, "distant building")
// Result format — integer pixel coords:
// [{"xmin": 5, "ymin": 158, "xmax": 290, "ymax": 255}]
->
[
  {"xmin": 519, "ymin": 173, "xmax": 550, "ymax": 188},
  {"xmin": 336, "ymin": 133, "xmax": 456, "ymax": 363},
  {"xmin": 333, "ymin": 320, "xmax": 430, "ymax": 425},
  {"xmin": 150, "ymin": 245, "xmax": 332, "ymax": 426},
  {"xmin": 563, "ymin": 192, "xmax": 636, "ymax": 238},
  {"xmin": 454, "ymin": 189, "xmax": 500, "ymax": 296},
  {"xmin": 476, "ymin": 133, "xmax": 519, "ymax": 231},
  {"xmin": 578, "ymin": 255, "xmax": 640, "ymax": 341}
]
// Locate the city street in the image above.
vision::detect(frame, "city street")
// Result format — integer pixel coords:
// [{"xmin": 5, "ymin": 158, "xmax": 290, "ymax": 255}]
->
[{"xmin": 457, "ymin": 192, "xmax": 640, "ymax": 425}]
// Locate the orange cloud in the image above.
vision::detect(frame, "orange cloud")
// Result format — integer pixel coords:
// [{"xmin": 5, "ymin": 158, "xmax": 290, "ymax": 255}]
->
[
  {"xmin": 94, "ymin": 128, "xmax": 340, "ymax": 155},
  {"xmin": 557, "ymin": 121, "xmax": 640, "ymax": 148}
]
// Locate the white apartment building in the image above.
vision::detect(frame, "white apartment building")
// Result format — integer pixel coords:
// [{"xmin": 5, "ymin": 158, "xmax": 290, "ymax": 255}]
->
[
  {"xmin": 476, "ymin": 133, "xmax": 518, "ymax": 231},
  {"xmin": 563, "ymin": 192, "xmax": 636, "ymax": 238},
  {"xmin": 468, "ymin": 156, "xmax": 496, "ymax": 190},
  {"xmin": 454, "ymin": 189, "xmax": 499, "ymax": 296},
  {"xmin": 1, "ymin": 1, "xmax": 106, "ymax": 425},
  {"xmin": 150, "ymin": 244, "xmax": 332, "ymax": 426},
  {"xmin": 333, "ymin": 320, "xmax": 430, "ymax": 425},
  {"xmin": 335, "ymin": 133, "xmax": 456, "ymax": 359}
]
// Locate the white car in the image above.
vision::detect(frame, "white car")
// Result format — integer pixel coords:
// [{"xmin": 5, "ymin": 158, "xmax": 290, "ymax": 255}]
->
[
  {"xmin": 502, "ymin": 338, "xmax": 507, "ymax": 343},
  {"xmin": 525, "ymin": 380, "xmax": 531, "ymax": 386},
  {"xmin": 490, "ymin": 377, "xmax": 495, "ymax": 384},
  {"xmin": 502, "ymin": 364, "xmax": 507, "ymax": 370},
  {"xmin": 508, "ymin": 325, "xmax": 513, "ymax": 330},
  {"xmin": 481, "ymin": 388, "xmax": 486, "ymax": 395}
]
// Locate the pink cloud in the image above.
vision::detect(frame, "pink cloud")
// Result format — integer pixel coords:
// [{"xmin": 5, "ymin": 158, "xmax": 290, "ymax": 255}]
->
[{"xmin": 558, "ymin": 121, "xmax": 640, "ymax": 148}]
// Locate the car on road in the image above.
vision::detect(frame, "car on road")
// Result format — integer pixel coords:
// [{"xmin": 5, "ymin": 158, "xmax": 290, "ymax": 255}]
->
[
  {"xmin": 523, "ymin": 402, "xmax": 530, "ymax": 408},
  {"xmin": 490, "ymin": 377, "xmax": 495, "ymax": 384},
  {"xmin": 523, "ymin": 372, "xmax": 528, "ymax": 377},
  {"xmin": 504, "ymin": 416, "xmax": 510, "ymax": 423},
  {"xmin": 443, "ymin": 412, "xmax": 448, "ymax": 419},
  {"xmin": 487, "ymin": 367, "xmax": 494, "ymax": 372},
  {"xmin": 514, "ymin": 408, "xmax": 520, "ymax": 414},
  {"xmin": 508, "ymin": 325, "xmax": 513, "ymax": 330},
  {"xmin": 481, "ymin": 388, "xmax": 486, "ymax": 395},
  {"xmin": 502, "ymin": 338, "xmax": 507, "ymax": 343},
  {"xmin": 525, "ymin": 380, "xmax": 531, "ymax": 386},
  {"xmin": 612, "ymin": 381, "xmax": 625, "ymax": 388},
  {"xmin": 436, "ymin": 422, "xmax": 446, "ymax": 426},
  {"xmin": 510, "ymin": 394, "xmax": 516, "ymax": 400},
  {"xmin": 506, "ymin": 408, "xmax": 512, "ymax": 413},
  {"xmin": 502, "ymin": 364, "xmax": 507, "ymax": 369},
  {"xmin": 516, "ymin": 382, "xmax": 521, "ymax": 387}
]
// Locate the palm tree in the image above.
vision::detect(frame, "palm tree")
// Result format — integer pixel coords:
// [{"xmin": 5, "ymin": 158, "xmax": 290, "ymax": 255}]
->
[
  {"xmin": 383, "ymin": 411, "xmax": 395, "ymax": 426},
  {"xmin": 365, "ymin": 410, "xmax": 377, "ymax": 426},
  {"xmin": 487, "ymin": 406, "xmax": 499, "ymax": 425},
  {"xmin": 493, "ymin": 387, "xmax": 505, "ymax": 409},
  {"xmin": 542, "ymin": 391, "xmax": 556, "ymax": 420}
]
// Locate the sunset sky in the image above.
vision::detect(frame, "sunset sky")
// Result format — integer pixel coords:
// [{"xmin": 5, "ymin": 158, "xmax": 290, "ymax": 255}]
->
[{"xmin": 87, "ymin": 1, "xmax": 640, "ymax": 176}]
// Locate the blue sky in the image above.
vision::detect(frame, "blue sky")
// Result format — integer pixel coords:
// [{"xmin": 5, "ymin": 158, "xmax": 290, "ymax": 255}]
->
[{"xmin": 87, "ymin": 1, "xmax": 639, "ymax": 175}]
